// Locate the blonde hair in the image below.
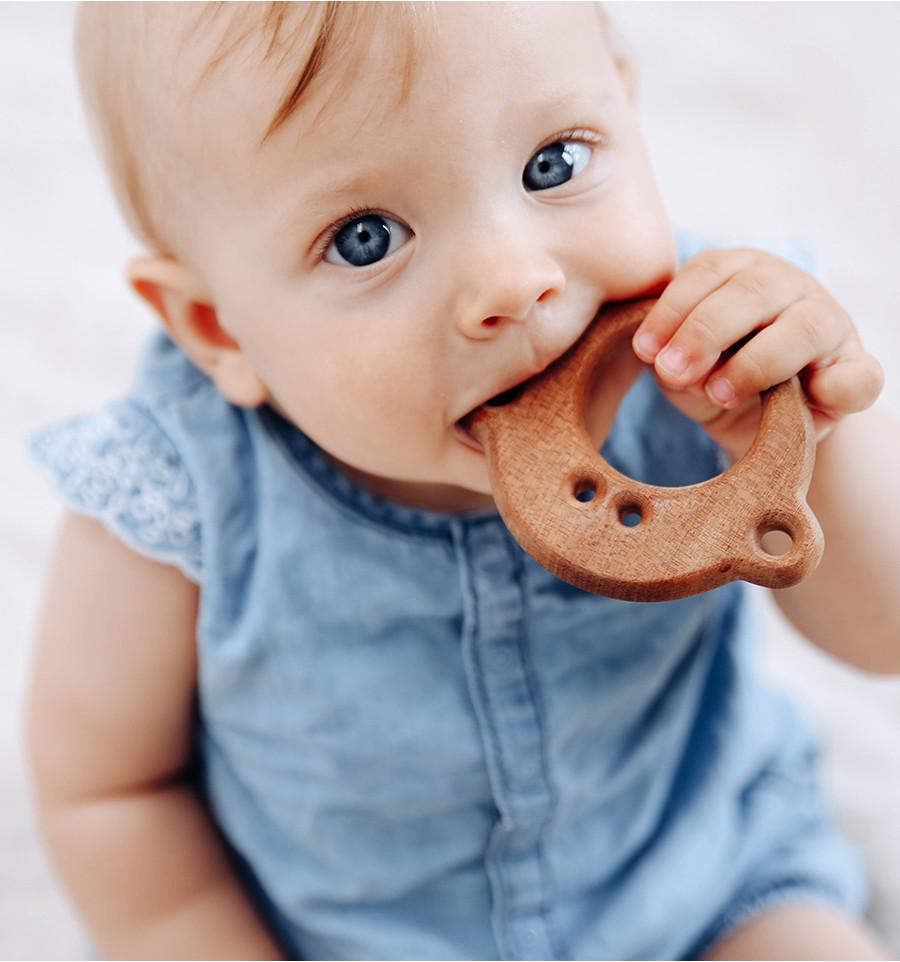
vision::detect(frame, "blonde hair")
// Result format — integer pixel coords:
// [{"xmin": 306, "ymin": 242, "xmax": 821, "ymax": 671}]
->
[{"xmin": 74, "ymin": 2, "xmax": 434, "ymax": 258}]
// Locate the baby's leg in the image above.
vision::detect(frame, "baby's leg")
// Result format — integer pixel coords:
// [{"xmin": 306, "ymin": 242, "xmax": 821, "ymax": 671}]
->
[{"xmin": 701, "ymin": 903, "xmax": 889, "ymax": 961}]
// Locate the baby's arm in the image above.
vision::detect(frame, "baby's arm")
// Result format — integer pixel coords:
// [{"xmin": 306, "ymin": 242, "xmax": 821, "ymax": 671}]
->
[
  {"xmin": 25, "ymin": 512, "xmax": 285, "ymax": 960},
  {"xmin": 766, "ymin": 405, "xmax": 900, "ymax": 673}
]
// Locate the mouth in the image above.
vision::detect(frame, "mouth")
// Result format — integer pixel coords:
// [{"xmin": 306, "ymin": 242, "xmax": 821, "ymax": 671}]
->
[
  {"xmin": 452, "ymin": 302, "xmax": 609, "ymax": 455},
  {"xmin": 453, "ymin": 365, "xmax": 557, "ymax": 453},
  {"xmin": 453, "ymin": 420, "xmax": 485, "ymax": 452}
]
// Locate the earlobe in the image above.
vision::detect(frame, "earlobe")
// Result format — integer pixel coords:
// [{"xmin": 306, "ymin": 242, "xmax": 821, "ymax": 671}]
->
[
  {"xmin": 213, "ymin": 352, "xmax": 271, "ymax": 408},
  {"xmin": 124, "ymin": 255, "xmax": 270, "ymax": 409}
]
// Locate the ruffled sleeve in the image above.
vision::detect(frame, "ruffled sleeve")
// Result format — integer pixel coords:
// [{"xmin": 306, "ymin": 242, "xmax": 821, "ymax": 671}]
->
[{"xmin": 27, "ymin": 398, "xmax": 202, "ymax": 583}]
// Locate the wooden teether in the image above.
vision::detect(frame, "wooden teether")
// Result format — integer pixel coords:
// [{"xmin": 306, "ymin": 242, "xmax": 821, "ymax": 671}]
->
[{"xmin": 463, "ymin": 299, "xmax": 823, "ymax": 602}]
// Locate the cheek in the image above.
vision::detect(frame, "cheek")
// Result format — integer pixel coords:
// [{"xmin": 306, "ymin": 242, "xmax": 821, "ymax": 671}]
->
[
  {"xmin": 248, "ymin": 316, "xmax": 431, "ymax": 446},
  {"xmin": 573, "ymin": 193, "xmax": 676, "ymax": 303},
  {"xmin": 587, "ymin": 128, "xmax": 677, "ymax": 297},
  {"xmin": 203, "ymin": 244, "xmax": 439, "ymax": 458}
]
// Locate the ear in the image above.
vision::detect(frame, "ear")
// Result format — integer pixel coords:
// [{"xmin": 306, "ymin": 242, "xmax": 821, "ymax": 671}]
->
[{"xmin": 125, "ymin": 256, "xmax": 269, "ymax": 409}]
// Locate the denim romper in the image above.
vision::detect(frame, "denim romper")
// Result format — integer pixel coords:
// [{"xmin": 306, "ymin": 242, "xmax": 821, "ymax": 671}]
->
[{"xmin": 29, "ymin": 234, "xmax": 866, "ymax": 960}]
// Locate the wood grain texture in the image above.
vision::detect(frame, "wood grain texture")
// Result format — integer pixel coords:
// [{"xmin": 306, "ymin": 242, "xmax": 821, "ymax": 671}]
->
[{"xmin": 464, "ymin": 299, "xmax": 823, "ymax": 602}]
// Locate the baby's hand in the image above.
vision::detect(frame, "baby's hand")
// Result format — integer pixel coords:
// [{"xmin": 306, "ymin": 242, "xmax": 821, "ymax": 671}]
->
[{"xmin": 630, "ymin": 248, "xmax": 885, "ymax": 461}]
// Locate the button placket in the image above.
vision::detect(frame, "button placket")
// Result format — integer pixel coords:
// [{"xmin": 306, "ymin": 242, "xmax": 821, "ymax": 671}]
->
[{"xmin": 452, "ymin": 518, "xmax": 559, "ymax": 960}]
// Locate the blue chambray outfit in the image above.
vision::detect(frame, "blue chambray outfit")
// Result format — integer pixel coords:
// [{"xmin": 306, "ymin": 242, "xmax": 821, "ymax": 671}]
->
[{"xmin": 28, "ymin": 234, "xmax": 866, "ymax": 960}]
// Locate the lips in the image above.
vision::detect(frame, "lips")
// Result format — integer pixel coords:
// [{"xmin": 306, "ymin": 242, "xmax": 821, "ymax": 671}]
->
[{"xmin": 454, "ymin": 420, "xmax": 485, "ymax": 451}]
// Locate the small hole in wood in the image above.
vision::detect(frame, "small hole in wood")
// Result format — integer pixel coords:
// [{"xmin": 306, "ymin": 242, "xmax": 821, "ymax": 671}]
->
[
  {"xmin": 573, "ymin": 480, "xmax": 597, "ymax": 503},
  {"xmin": 618, "ymin": 503, "xmax": 643, "ymax": 527},
  {"xmin": 758, "ymin": 527, "xmax": 794, "ymax": 557}
]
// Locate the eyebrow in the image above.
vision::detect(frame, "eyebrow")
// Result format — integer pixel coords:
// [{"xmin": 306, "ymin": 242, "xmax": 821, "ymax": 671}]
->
[
  {"xmin": 271, "ymin": 88, "xmax": 615, "ymax": 236},
  {"xmin": 270, "ymin": 163, "xmax": 401, "ymax": 239},
  {"xmin": 518, "ymin": 91, "xmax": 604, "ymax": 117}
]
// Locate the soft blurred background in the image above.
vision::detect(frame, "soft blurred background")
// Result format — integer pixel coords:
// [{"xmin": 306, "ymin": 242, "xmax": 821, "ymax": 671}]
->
[{"xmin": 2, "ymin": 2, "xmax": 899, "ymax": 957}]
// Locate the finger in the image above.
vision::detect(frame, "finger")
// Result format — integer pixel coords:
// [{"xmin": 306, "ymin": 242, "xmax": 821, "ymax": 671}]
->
[
  {"xmin": 653, "ymin": 373, "xmax": 729, "ymax": 426},
  {"xmin": 809, "ymin": 407, "xmax": 839, "ymax": 445},
  {"xmin": 632, "ymin": 248, "xmax": 760, "ymax": 362},
  {"xmin": 649, "ymin": 264, "xmax": 809, "ymax": 387},
  {"xmin": 702, "ymin": 298, "xmax": 844, "ymax": 409},
  {"xmin": 803, "ymin": 352, "xmax": 885, "ymax": 415}
]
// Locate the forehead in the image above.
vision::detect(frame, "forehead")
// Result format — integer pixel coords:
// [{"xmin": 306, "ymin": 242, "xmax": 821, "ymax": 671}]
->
[{"xmin": 186, "ymin": 3, "xmax": 614, "ymax": 211}]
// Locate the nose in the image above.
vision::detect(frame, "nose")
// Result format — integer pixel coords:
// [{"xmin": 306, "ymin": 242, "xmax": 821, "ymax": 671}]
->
[{"xmin": 452, "ymin": 229, "xmax": 566, "ymax": 340}]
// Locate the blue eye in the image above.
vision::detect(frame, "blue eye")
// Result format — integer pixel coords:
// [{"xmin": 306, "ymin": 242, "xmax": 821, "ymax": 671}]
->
[
  {"xmin": 522, "ymin": 141, "xmax": 592, "ymax": 191},
  {"xmin": 324, "ymin": 213, "xmax": 411, "ymax": 267}
]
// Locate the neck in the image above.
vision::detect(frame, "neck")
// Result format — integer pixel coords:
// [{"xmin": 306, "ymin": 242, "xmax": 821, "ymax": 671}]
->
[{"xmin": 324, "ymin": 453, "xmax": 498, "ymax": 515}]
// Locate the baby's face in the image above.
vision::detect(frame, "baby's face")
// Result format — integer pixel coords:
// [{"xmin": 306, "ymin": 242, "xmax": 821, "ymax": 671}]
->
[{"xmin": 183, "ymin": 2, "xmax": 676, "ymax": 512}]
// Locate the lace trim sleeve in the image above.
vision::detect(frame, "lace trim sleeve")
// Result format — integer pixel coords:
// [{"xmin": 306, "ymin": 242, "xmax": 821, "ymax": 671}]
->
[{"xmin": 27, "ymin": 399, "xmax": 202, "ymax": 583}]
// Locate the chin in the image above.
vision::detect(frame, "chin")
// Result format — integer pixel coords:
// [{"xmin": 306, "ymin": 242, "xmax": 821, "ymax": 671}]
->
[
  {"xmin": 465, "ymin": 477, "xmax": 493, "ymax": 497},
  {"xmin": 452, "ymin": 461, "xmax": 494, "ymax": 499}
]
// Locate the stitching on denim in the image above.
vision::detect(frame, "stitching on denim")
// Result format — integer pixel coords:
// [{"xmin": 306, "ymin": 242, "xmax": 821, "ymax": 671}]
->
[
  {"xmin": 450, "ymin": 519, "xmax": 517, "ymax": 959},
  {"xmin": 509, "ymin": 540, "xmax": 566, "ymax": 960},
  {"xmin": 695, "ymin": 882, "xmax": 848, "ymax": 959},
  {"xmin": 260, "ymin": 406, "xmax": 498, "ymax": 544}
]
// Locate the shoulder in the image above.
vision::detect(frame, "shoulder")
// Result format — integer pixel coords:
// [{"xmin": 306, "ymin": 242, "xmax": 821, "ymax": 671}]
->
[{"xmin": 675, "ymin": 228, "xmax": 821, "ymax": 277}]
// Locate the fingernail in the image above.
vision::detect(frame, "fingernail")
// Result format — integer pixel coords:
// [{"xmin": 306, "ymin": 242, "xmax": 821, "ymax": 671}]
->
[
  {"xmin": 634, "ymin": 332, "xmax": 661, "ymax": 359},
  {"xmin": 658, "ymin": 346, "xmax": 688, "ymax": 376},
  {"xmin": 707, "ymin": 377, "xmax": 735, "ymax": 405}
]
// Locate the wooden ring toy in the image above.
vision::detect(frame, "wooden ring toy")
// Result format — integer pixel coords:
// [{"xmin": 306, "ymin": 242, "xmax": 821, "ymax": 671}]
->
[{"xmin": 462, "ymin": 298, "xmax": 823, "ymax": 602}]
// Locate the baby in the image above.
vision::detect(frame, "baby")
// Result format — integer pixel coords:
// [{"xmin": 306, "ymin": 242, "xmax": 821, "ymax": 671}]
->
[{"xmin": 25, "ymin": 2, "xmax": 897, "ymax": 959}]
